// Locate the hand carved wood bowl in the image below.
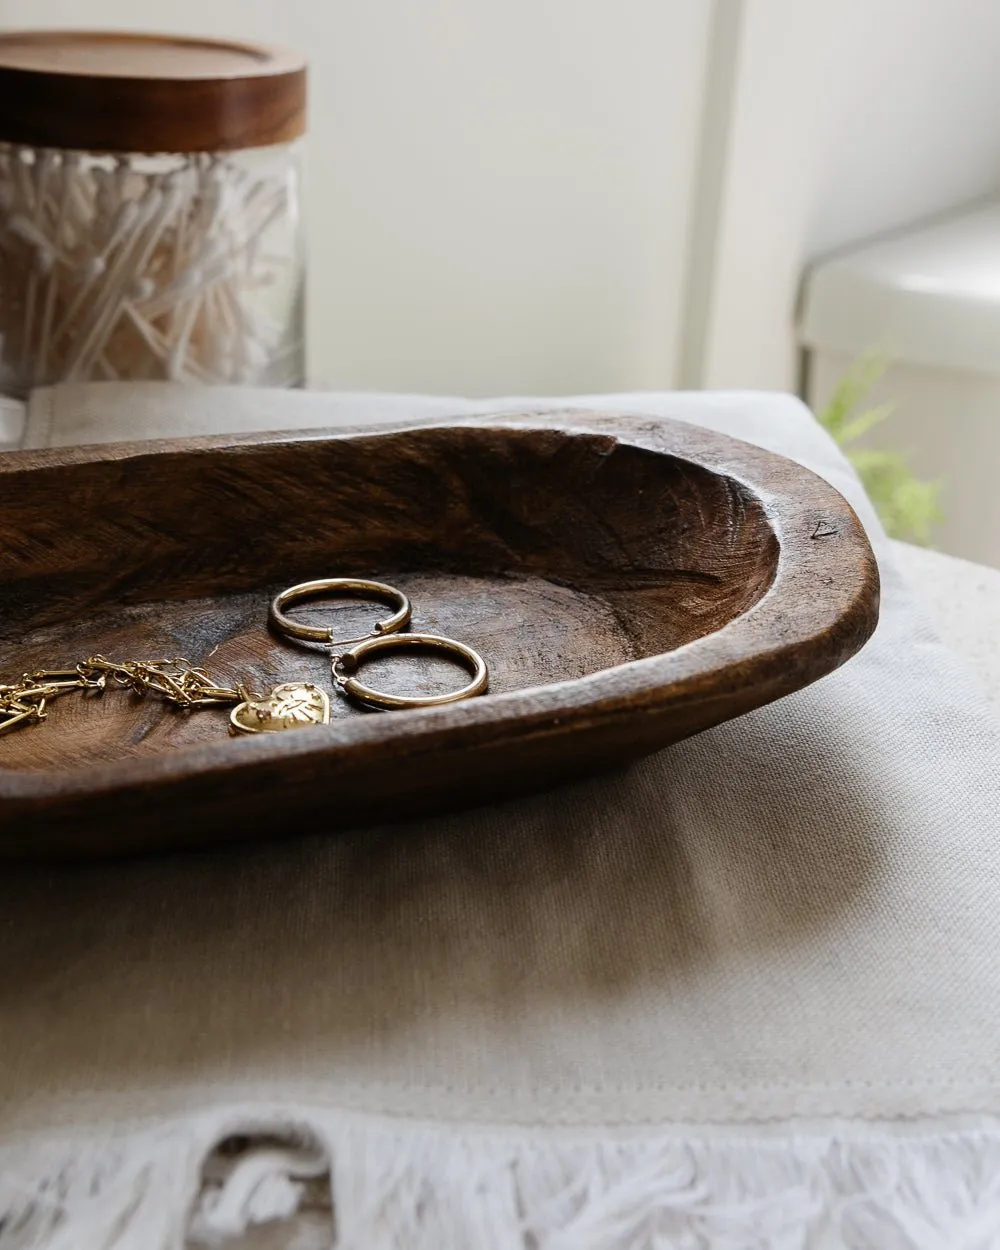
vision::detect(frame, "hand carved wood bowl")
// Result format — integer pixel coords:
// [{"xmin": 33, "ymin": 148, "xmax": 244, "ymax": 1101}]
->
[{"xmin": 0, "ymin": 412, "xmax": 879, "ymax": 859}]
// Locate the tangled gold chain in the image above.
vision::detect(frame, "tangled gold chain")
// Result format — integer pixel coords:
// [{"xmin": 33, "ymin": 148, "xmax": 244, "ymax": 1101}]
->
[{"xmin": 0, "ymin": 656, "xmax": 252, "ymax": 736}]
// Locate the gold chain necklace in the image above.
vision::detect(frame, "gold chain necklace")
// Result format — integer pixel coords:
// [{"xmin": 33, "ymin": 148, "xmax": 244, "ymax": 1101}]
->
[{"xmin": 0, "ymin": 656, "xmax": 328, "ymax": 737}]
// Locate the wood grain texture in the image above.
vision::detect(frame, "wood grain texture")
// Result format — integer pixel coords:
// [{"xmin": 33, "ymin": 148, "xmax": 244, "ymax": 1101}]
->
[
  {"xmin": 0, "ymin": 411, "xmax": 879, "ymax": 859},
  {"xmin": 0, "ymin": 31, "xmax": 306, "ymax": 153}
]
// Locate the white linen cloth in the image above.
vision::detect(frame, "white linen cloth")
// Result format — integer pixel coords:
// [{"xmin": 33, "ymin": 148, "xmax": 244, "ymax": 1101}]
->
[{"xmin": 1, "ymin": 385, "xmax": 999, "ymax": 1250}]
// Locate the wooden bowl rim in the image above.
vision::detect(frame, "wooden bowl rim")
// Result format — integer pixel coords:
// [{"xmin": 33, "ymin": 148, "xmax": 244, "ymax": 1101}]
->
[{"xmin": 0, "ymin": 409, "xmax": 880, "ymax": 803}]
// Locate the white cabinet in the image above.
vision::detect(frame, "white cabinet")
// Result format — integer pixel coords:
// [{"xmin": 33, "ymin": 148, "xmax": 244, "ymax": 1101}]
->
[{"xmin": 801, "ymin": 203, "xmax": 1000, "ymax": 568}]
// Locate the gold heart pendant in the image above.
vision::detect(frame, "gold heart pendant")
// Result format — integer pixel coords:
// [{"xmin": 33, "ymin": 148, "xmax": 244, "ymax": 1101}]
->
[{"xmin": 230, "ymin": 683, "xmax": 331, "ymax": 735}]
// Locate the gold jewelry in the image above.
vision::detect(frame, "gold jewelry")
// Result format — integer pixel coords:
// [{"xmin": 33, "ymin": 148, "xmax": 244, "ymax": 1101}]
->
[
  {"xmin": 269, "ymin": 578, "xmax": 411, "ymax": 647},
  {"xmin": 333, "ymin": 633, "xmax": 489, "ymax": 711},
  {"xmin": 230, "ymin": 683, "xmax": 330, "ymax": 734},
  {"xmin": 1, "ymin": 582, "xmax": 489, "ymax": 740},
  {"xmin": 0, "ymin": 655, "xmax": 325, "ymax": 738},
  {"xmin": 270, "ymin": 577, "xmax": 488, "ymax": 712}
]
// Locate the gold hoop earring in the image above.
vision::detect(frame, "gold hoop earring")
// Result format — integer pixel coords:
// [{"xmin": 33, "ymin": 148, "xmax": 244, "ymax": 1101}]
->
[
  {"xmin": 269, "ymin": 578, "xmax": 411, "ymax": 648},
  {"xmin": 332, "ymin": 633, "xmax": 489, "ymax": 711}
]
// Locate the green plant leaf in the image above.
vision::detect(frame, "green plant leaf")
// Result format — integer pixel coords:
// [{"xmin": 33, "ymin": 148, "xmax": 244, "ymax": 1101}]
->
[
  {"xmin": 838, "ymin": 400, "xmax": 895, "ymax": 445},
  {"xmin": 816, "ymin": 351, "xmax": 888, "ymax": 441},
  {"xmin": 815, "ymin": 352, "xmax": 945, "ymax": 545}
]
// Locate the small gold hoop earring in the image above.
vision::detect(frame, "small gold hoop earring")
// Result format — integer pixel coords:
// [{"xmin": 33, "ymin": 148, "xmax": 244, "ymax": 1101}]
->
[
  {"xmin": 333, "ymin": 633, "xmax": 489, "ymax": 711},
  {"xmin": 270, "ymin": 578, "xmax": 411, "ymax": 648}
]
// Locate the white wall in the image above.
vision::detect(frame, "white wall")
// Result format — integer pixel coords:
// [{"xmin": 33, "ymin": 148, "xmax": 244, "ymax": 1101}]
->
[
  {"xmin": 4, "ymin": 0, "xmax": 1000, "ymax": 398},
  {"xmin": 806, "ymin": 0, "xmax": 1000, "ymax": 256},
  {"xmin": 692, "ymin": 0, "xmax": 854, "ymax": 391},
  {"xmin": 697, "ymin": 0, "xmax": 1000, "ymax": 392},
  {"xmin": 0, "ymin": 0, "xmax": 710, "ymax": 395}
]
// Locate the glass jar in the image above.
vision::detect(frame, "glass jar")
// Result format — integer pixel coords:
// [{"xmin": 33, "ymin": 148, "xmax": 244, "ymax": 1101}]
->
[{"xmin": 0, "ymin": 32, "xmax": 307, "ymax": 398}]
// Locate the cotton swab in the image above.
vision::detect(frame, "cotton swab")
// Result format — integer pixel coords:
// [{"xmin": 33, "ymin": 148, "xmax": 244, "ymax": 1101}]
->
[
  {"xmin": 35, "ymin": 155, "xmax": 76, "ymax": 381},
  {"xmin": 0, "ymin": 142, "xmax": 302, "ymax": 396},
  {"xmin": 49, "ymin": 198, "xmax": 139, "ymax": 347},
  {"xmin": 19, "ymin": 149, "xmax": 54, "ymax": 375}
]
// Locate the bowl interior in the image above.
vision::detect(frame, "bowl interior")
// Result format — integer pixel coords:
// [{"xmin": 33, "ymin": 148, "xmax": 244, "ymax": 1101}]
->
[{"xmin": 0, "ymin": 425, "xmax": 780, "ymax": 773}]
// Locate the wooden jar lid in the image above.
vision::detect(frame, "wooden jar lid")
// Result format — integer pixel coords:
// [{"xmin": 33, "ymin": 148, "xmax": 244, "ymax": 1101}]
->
[{"xmin": 0, "ymin": 31, "xmax": 306, "ymax": 153}]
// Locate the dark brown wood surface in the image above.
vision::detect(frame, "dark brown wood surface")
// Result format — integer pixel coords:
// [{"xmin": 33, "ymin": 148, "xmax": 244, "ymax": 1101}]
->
[
  {"xmin": 0, "ymin": 411, "xmax": 879, "ymax": 859},
  {"xmin": 0, "ymin": 31, "xmax": 306, "ymax": 152}
]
